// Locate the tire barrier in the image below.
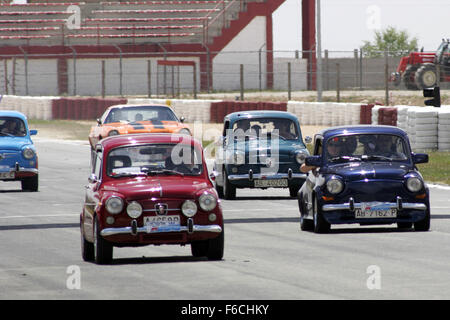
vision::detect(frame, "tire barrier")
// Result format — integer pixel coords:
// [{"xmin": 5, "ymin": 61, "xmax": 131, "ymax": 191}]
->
[
  {"xmin": 360, "ymin": 104, "xmax": 375, "ymax": 124},
  {"xmin": 210, "ymin": 101, "xmax": 287, "ymax": 124},
  {"xmin": 51, "ymin": 97, "xmax": 128, "ymax": 120},
  {"xmin": 438, "ymin": 106, "xmax": 450, "ymax": 151},
  {"xmin": 377, "ymin": 107, "xmax": 397, "ymax": 126},
  {"xmin": 288, "ymin": 102, "xmax": 360, "ymax": 126},
  {"xmin": 0, "ymin": 95, "xmax": 53, "ymax": 120}
]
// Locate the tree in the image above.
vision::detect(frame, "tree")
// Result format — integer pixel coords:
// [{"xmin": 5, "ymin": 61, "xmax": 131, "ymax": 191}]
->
[{"xmin": 361, "ymin": 26, "xmax": 418, "ymax": 57}]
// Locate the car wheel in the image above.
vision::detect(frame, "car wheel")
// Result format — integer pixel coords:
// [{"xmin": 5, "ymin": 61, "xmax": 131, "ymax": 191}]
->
[
  {"xmin": 414, "ymin": 208, "xmax": 430, "ymax": 232},
  {"xmin": 21, "ymin": 175, "xmax": 38, "ymax": 192},
  {"xmin": 191, "ymin": 240, "xmax": 208, "ymax": 257},
  {"xmin": 223, "ymin": 169, "xmax": 236, "ymax": 200},
  {"xmin": 397, "ymin": 222, "xmax": 413, "ymax": 229},
  {"xmin": 289, "ymin": 185, "xmax": 300, "ymax": 198},
  {"xmin": 81, "ymin": 223, "xmax": 94, "ymax": 262},
  {"xmin": 206, "ymin": 229, "xmax": 224, "ymax": 261},
  {"xmin": 215, "ymin": 183, "xmax": 224, "ymax": 199},
  {"xmin": 313, "ymin": 197, "xmax": 330, "ymax": 234},
  {"xmin": 299, "ymin": 198, "xmax": 314, "ymax": 231},
  {"xmin": 94, "ymin": 215, "xmax": 113, "ymax": 264}
]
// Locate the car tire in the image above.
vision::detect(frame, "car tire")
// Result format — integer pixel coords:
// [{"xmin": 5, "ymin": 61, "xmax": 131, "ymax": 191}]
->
[
  {"xmin": 402, "ymin": 65, "xmax": 419, "ymax": 90},
  {"xmin": 215, "ymin": 183, "xmax": 224, "ymax": 199},
  {"xmin": 313, "ymin": 197, "xmax": 330, "ymax": 234},
  {"xmin": 223, "ymin": 169, "xmax": 236, "ymax": 200},
  {"xmin": 81, "ymin": 223, "xmax": 94, "ymax": 262},
  {"xmin": 397, "ymin": 222, "xmax": 413, "ymax": 229},
  {"xmin": 94, "ymin": 215, "xmax": 113, "ymax": 264},
  {"xmin": 21, "ymin": 175, "xmax": 38, "ymax": 192},
  {"xmin": 206, "ymin": 229, "xmax": 224, "ymax": 261},
  {"xmin": 414, "ymin": 208, "xmax": 430, "ymax": 232},
  {"xmin": 298, "ymin": 195, "xmax": 314, "ymax": 231},
  {"xmin": 191, "ymin": 240, "xmax": 208, "ymax": 257},
  {"xmin": 289, "ymin": 185, "xmax": 300, "ymax": 198}
]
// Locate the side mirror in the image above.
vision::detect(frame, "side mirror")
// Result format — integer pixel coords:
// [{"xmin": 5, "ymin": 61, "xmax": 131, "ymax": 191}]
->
[
  {"xmin": 88, "ymin": 174, "xmax": 98, "ymax": 184},
  {"xmin": 304, "ymin": 136, "xmax": 312, "ymax": 144},
  {"xmin": 209, "ymin": 172, "xmax": 216, "ymax": 181},
  {"xmin": 96, "ymin": 118, "xmax": 102, "ymax": 125},
  {"xmin": 305, "ymin": 155, "xmax": 321, "ymax": 167},
  {"xmin": 29, "ymin": 129, "xmax": 38, "ymax": 136},
  {"xmin": 412, "ymin": 153, "xmax": 429, "ymax": 164},
  {"xmin": 180, "ymin": 116, "xmax": 185, "ymax": 123}
]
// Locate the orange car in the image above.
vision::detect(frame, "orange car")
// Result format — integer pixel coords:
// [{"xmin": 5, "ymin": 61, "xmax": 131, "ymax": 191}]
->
[{"xmin": 88, "ymin": 104, "xmax": 191, "ymax": 149}]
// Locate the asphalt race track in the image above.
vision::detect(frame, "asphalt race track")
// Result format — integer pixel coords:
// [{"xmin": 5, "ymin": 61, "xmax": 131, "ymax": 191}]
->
[{"xmin": 0, "ymin": 138, "xmax": 450, "ymax": 300}]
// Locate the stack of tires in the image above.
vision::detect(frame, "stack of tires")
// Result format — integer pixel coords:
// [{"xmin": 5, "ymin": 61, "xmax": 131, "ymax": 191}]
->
[
  {"xmin": 438, "ymin": 107, "xmax": 450, "ymax": 151},
  {"xmin": 396, "ymin": 106, "xmax": 409, "ymax": 132},
  {"xmin": 408, "ymin": 107, "xmax": 439, "ymax": 151}
]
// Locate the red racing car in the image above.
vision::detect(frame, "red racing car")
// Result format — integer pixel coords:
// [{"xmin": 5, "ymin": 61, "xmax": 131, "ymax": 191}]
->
[{"xmin": 80, "ymin": 133, "xmax": 224, "ymax": 264}]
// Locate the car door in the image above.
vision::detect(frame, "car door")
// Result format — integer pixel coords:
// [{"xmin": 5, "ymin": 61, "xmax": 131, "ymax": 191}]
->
[{"xmin": 83, "ymin": 147, "xmax": 103, "ymax": 242}]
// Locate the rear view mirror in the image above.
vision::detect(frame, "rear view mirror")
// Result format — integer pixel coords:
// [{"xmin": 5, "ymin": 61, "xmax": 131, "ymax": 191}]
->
[
  {"xmin": 412, "ymin": 153, "xmax": 429, "ymax": 164},
  {"xmin": 305, "ymin": 155, "xmax": 321, "ymax": 167}
]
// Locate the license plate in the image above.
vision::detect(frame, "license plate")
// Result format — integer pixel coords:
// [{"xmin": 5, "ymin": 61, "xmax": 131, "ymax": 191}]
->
[
  {"xmin": 144, "ymin": 215, "xmax": 181, "ymax": 233},
  {"xmin": 254, "ymin": 179, "xmax": 288, "ymax": 188},
  {"xmin": 0, "ymin": 172, "xmax": 15, "ymax": 179},
  {"xmin": 355, "ymin": 202, "xmax": 397, "ymax": 218}
]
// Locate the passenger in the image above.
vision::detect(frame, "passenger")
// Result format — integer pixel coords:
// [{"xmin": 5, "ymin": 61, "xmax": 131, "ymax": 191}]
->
[{"xmin": 1, "ymin": 120, "xmax": 19, "ymax": 136}]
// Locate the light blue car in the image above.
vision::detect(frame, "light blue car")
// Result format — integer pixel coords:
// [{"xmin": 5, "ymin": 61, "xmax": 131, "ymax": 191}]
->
[{"xmin": 0, "ymin": 111, "xmax": 38, "ymax": 191}]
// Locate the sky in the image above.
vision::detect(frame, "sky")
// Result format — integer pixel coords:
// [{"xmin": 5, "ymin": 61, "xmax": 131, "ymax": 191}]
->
[{"xmin": 272, "ymin": 0, "xmax": 450, "ymax": 56}]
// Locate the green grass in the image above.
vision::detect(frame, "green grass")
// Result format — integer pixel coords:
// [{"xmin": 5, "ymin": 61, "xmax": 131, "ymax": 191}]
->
[{"xmin": 416, "ymin": 151, "xmax": 450, "ymax": 186}]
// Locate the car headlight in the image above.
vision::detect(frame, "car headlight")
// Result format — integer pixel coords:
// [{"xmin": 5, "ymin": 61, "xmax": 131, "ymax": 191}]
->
[
  {"xmin": 22, "ymin": 147, "xmax": 35, "ymax": 160},
  {"xmin": 108, "ymin": 130, "xmax": 119, "ymax": 137},
  {"xmin": 406, "ymin": 176, "xmax": 423, "ymax": 192},
  {"xmin": 295, "ymin": 152, "xmax": 307, "ymax": 164},
  {"xmin": 127, "ymin": 201, "xmax": 143, "ymax": 219},
  {"xmin": 105, "ymin": 196, "xmax": 124, "ymax": 214},
  {"xmin": 181, "ymin": 200, "xmax": 197, "ymax": 217},
  {"xmin": 233, "ymin": 152, "xmax": 245, "ymax": 165},
  {"xmin": 326, "ymin": 177, "xmax": 344, "ymax": 194},
  {"xmin": 199, "ymin": 193, "xmax": 217, "ymax": 212},
  {"xmin": 178, "ymin": 128, "xmax": 191, "ymax": 135}
]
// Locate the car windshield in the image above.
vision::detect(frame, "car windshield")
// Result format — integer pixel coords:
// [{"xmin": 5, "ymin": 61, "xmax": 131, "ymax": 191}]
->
[
  {"xmin": 0, "ymin": 117, "xmax": 27, "ymax": 137},
  {"xmin": 232, "ymin": 118, "xmax": 299, "ymax": 140},
  {"xmin": 325, "ymin": 134, "xmax": 409, "ymax": 163},
  {"xmin": 107, "ymin": 143, "xmax": 203, "ymax": 177},
  {"xmin": 103, "ymin": 106, "xmax": 178, "ymax": 124}
]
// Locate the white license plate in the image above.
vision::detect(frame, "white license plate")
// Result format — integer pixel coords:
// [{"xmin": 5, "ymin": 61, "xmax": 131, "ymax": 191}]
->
[
  {"xmin": 355, "ymin": 202, "xmax": 397, "ymax": 218},
  {"xmin": 0, "ymin": 172, "xmax": 15, "ymax": 179},
  {"xmin": 144, "ymin": 215, "xmax": 181, "ymax": 233},
  {"xmin": 254, "ymin": 179, "xmax": 288, "ymax": 188}
]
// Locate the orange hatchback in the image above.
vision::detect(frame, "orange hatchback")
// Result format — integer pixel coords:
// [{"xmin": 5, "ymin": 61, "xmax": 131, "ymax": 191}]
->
[{"xmin": 88, "ymin": 104, "xmax": 191, "ymax": 149}]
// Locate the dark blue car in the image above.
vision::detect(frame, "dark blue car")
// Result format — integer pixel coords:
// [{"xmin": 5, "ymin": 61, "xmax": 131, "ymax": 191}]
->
[
  {"xmin": 0, "ymin": 111, "xmax": 39, "ymax": 191},
  {"xmin": 298, "ymin": 125, "xmax": 430, "ymax": 233},
  {"xmin": 213, "ymin": 111, "xmax": 309, "ymax": 199}
]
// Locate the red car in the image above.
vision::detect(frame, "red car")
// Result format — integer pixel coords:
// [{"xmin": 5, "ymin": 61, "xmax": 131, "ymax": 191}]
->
[{"xmin": 80, "ymin": 133, "xmax": 224, "ymax": 264}]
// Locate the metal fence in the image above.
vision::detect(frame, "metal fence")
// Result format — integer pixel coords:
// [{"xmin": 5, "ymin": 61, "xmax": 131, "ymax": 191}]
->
[{"xmin": 0, "ymin": 49, "xmax": 447, "ymax": 98}]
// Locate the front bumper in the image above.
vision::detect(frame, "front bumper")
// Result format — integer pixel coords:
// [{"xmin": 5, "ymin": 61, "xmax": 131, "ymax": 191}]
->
[
  {"xmin": 101, "ymin": 221, "xmax": 222, "ymax": 237},
  {"xmin": 320, "ymin": 196, "xmax": 428, "ymax": 224},
  {"xmin": 0, "ymin": 167, "xmax": 38, "ymax": 180}
]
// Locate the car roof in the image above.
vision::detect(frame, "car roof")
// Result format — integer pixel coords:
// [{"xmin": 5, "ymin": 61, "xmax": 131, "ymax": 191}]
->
[
  {"xmin": 0, "ymin": 110, "xmax": 27, "ymax": 120},
  {"xmin": 106, "ymin": 104, "xmax": 173, "ymax": 111},
  {"xmin": 99, "ymin": 133, "xmax": 202, "ymax": 152},
  {"xmin": 317, "ymin": 125, "xmax": 408, "ymax": 140},
  {"xmin": 225, "ymin": 110, "xmax": 299, "ymax": 122}
]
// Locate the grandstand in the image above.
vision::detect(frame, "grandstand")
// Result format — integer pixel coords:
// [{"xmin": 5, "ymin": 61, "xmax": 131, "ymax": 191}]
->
[{"xmin": 0, "ymin": 0, "xmax": 293, "ymax": 95}]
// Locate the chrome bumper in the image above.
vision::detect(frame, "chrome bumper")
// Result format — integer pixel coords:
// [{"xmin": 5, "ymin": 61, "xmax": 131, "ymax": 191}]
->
[
  {"xmin": 322, "ymin": 196, "xmax": 427, "ymax": 212},
  {"xmin": 101, "ymin": 224, "xmax": 222, "ymax": 237},
  {"xmin": 228, "ymin": 172, "xmax": 307, "ymax": 181}
]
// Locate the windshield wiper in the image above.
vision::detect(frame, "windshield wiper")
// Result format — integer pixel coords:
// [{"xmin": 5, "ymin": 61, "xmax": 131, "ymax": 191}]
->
[
  {"xmin": 329, "ymin": 156, "xmax": 362, "ymax": 163},
  {"xmin": 144, "ymin": 169, "xmax": 185, "ymax": 177},
  {"xmin": 110, "ymin": 172, "xmax": 146, "ymax": 178}
]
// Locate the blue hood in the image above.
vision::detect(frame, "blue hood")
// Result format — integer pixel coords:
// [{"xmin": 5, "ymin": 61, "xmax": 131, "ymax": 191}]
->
[
  {"xmin": 0, "ymin": 136, "xmax": 33, "ymax": 151},
  {"xmin": 323, "ymin": 162, "xmax": 411, "ymax": 182}
]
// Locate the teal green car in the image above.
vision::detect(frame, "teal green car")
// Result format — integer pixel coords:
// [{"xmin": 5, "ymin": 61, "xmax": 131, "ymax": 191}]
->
[{"xmin": 212, "ymin": 111, "xmax": 309, "ymax": 199}]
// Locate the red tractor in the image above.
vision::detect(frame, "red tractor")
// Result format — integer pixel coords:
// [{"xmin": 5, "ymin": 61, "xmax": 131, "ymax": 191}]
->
[{"xmin": 391, "ymin": 39, "xmax": 450, "ymax": 90}]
